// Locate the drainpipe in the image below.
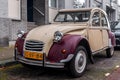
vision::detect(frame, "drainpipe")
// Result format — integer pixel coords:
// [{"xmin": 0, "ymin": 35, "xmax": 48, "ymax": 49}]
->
[
  {"xmin": 89, "ymin": 0, "xmax": 90, "ymax": 7},
  {"xmin": 101, "ymin": 0, "xmax": 103, "ymax": 9}
]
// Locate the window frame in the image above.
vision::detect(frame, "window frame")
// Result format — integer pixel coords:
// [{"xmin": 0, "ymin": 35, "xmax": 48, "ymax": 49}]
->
[
  {"xmin": 92, "ymin": 11, "xmax": 100, "ymax": 27},
  {"xmin": 8, "ymin": 0, "xmax": 21, "ymax": 20},
  {"xmin": 49, "ymin": 0, "xmax": 58, "ymax": 9},
  {"xmin": 101, "ymin": 12, "xmax": 108, "ymax": 27}
]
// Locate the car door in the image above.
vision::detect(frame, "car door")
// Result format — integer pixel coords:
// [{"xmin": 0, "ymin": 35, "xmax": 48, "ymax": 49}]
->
[
  {"xmin": 88, "ymin": 11, "xmax": 103, "ymax": 52},
  {"xmin": 101, "ymin": 12, "xmax": 109, "ymax": 48}
]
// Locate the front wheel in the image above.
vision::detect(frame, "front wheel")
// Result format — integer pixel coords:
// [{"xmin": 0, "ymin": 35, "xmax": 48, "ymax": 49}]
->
[
  {"xmin": 69, "ymin": 46, "xmax": 88, "ymax": 77},
  {"xmin": 106, "ymin": 47, "xmax": 114, "ymax": 58}
]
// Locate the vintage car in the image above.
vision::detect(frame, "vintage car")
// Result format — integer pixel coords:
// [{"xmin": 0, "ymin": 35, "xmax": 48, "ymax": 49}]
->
[{"xmin": 15, "ymin": 8, "xmax": 115, "ymax": 77}]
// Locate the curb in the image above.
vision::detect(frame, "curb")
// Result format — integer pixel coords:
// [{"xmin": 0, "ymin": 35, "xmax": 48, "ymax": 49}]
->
[{"xmin": 0, "ymin": 59, "xmax": 18, "ymax": 68}]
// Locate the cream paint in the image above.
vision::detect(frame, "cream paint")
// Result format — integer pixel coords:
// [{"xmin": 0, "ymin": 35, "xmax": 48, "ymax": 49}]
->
[
  {"xmin": 88, "ymin": 28, "xmax": 103, "ymax": 52},
  {"xmin": 24, "ymin": 23, "xmax": 88, "ymax": 56},
  {"xmin": 102, "ymin": 29, "xmax": 109, "ymax": 47}
]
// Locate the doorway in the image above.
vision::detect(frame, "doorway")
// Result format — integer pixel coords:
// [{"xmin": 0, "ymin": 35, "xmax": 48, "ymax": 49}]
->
[{"xmin": 27, "ymin": 0, "xmax": 33, "ymax": 22}]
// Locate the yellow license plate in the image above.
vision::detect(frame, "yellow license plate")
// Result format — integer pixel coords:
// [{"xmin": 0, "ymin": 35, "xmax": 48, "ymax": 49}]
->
[{"xmin": 24, "ymin": 51, "xmax": 43, "ymax": 60}]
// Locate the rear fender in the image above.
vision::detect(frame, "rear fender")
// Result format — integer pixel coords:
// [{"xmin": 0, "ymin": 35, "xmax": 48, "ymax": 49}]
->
[{"xmin": 108, "ymin": 31, "xmax": 116, "ymax": 47}]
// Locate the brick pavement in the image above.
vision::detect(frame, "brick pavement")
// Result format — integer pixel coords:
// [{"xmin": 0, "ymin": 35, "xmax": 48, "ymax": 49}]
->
[{"xmin": 106, "ymin": 67, "xmax": 120, "ymax": 80}]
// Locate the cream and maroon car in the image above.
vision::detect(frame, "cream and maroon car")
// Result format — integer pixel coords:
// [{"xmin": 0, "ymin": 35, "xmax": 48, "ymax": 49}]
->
[{"xmin": 15, "ymin": 8, "xmax": 115, "ymax": 77}]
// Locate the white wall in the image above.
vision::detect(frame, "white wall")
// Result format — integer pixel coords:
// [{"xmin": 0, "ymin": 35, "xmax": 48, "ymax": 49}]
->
[
  {"xmin": 0, "ymin": 0, "xmax": 8, "ymax": 18},
  {"xmin": 8, "ymin": 0, "xmax": 21, "ymax": 20},
  {"xmin": 65, "ymin": 0, "xmax": 74, "ymax": 9},
  {"xmin": 49, "ymin": 8, "xmax": 58, "ymax": 23}
]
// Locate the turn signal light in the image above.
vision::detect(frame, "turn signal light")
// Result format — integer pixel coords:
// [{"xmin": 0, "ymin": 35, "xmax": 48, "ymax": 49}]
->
[{"xmin": 61, "ymin": 49, "xmax": 66, "ymax": 54}]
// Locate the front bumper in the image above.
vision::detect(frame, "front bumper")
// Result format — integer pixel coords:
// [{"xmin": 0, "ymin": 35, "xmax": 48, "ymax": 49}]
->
[{"xmin": 15, "ymin": 49, "xmax": 64, "ymax": 68}]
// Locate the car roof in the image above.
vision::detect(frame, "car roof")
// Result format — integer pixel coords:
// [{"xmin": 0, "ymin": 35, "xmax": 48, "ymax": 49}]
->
[{"xmin": 59, "ymin": 8, "xmax": 104, "ymax": 12}]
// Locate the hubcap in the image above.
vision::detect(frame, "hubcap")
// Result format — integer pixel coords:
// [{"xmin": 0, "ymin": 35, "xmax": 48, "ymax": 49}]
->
[{"xmin": 75, "ymin": 50, "xmax": 86, "ymax": 73}]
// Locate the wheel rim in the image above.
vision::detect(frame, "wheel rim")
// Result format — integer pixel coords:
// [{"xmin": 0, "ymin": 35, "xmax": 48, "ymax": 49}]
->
[{"xmin": 75, "ymin": 50, "xmax": 87, "ymax": 73}]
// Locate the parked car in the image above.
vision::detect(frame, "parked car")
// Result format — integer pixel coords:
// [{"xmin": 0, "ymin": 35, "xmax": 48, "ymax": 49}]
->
[
  {"xmin": 15, "ymin": 8, "xmax": 115, "ymax": 77},
  {"xmin": 110, "ymin": 21, "xmax": 120, "ymax": 47}
]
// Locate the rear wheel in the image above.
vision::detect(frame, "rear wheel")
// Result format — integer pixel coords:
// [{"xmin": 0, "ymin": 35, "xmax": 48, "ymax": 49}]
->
[
  {"xmin": 106, "ymin": 47, "xmax": 114, "ymax": 58},
  {"xmin": 69, "ymin": 46, "xmax": 88, "ymax": 77}
]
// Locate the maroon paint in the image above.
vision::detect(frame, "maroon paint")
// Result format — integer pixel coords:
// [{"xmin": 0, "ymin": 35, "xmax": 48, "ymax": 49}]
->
[
  {"xmin": 15, "ymin": 33, "xmax": 28, "ymax": 55},
  {"xmin": 108, "ymin": 31, "xmax": 116, "ymax": 46},
  {"xmin": 47, "ymin": 34, "xmax": 85, "ymax": 62}
]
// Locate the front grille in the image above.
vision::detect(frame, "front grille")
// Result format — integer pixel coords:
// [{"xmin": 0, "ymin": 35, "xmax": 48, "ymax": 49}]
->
[{"xmin": 25, "ymin": 40, "xmax": 44, "ymax": 51}]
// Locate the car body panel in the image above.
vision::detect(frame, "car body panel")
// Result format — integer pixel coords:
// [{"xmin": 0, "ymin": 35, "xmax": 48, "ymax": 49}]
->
[
  {"xmin": 48, "ymin": 35, "xmax": 85, "ymax": 62},
  {"xmin": 25, "ymin": 23, "xmax": 87, "ymax": 56}
]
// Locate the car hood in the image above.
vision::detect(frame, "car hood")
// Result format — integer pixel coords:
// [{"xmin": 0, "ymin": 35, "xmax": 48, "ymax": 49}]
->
[{"xmin": 25, "ymin": 23, "xmax": 88, "ymax": 55}]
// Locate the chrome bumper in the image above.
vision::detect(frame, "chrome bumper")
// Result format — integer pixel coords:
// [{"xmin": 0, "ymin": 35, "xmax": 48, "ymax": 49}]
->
[
  {"xmin": 15, "ymin": 47, "xmax": 65, "ymax": 69},
  {"xmin": 16, "ymin": 56, "xmax": 64, "ymax": 68}
]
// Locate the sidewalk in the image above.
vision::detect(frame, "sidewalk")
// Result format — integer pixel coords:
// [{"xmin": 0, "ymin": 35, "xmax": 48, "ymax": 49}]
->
[
  {"xmin": 105, "ymin": 67, "xmax": 120, "ymax": 80},
  {"xmin": 0, "ymin": 41, "xmax": 17, "ymax": 68}
]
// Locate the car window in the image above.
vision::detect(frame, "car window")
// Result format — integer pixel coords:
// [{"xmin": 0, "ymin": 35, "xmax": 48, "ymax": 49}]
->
[
  {"xmin": 92, "ymin": 12, "xmax": 100, "ymax": 26},
  {"xmin": 101, "ymin": 13, "xmax": 108, "ymax": 27}
]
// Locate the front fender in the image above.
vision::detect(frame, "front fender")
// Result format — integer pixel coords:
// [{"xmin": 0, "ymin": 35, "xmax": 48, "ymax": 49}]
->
[
  {"xmin": 48, "ymin": 34, "xmax": 86, "ymax": 62},
  {"xmin": 15, "ymin": 33, "xmax": 28, "ymax": 55}
]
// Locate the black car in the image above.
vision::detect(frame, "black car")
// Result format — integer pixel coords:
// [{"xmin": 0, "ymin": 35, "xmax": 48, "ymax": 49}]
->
[{"xmin": 110, "ymin": 21, "xmax": 120, "ymax": 47}]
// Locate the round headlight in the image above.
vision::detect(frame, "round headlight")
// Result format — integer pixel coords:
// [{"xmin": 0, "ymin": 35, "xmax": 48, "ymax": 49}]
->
[
  {"xmin": 54, "ymin": 31, "xmax": 63, "ymax": 42},
  {"xmin": 17, "ymin": 30, "xmax": 25, "ymax": 38}
]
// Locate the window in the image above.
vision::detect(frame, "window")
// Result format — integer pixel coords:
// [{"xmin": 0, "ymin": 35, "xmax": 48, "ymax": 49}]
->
[
  {"xmin": 101, "ymin": 13, "xmax": 108, "ymax": 27},
  {"xmin": 92, "ymin": 12, "xmax": 100, "ymax": 26},
  {"xmin": 49, "ymin": 0, "xmax": 57, "ymax": 8},
  {"xmin": 54, "ymin": 11, "xmax": 90, "ymax": 22},
  {"xmin": 8, "ymin": 0, "xmax": 21, "ymax": 20}
]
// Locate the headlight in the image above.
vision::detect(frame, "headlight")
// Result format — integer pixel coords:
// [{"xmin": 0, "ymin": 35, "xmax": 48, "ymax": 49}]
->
[
  {"xmin": 54, "ymin": 31, "xmax": 63, "ymax": 42},
  {"xmin": 17, "ymin": 30, "xmax": 25, "ymax": 38}
]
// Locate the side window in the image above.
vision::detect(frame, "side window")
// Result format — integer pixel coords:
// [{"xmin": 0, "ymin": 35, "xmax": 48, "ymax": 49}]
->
[
  {"xmin": 92, "ymin": 12, "xmax": 100, "ymax": 26},
  {"xmin": 101, "ymin": 13, "xmax": 108, "ymax": 27}
]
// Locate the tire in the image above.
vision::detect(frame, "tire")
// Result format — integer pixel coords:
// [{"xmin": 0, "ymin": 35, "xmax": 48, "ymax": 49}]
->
[
  {"xmin": 69, "ymin": 46, "xmax": 88, "ymax": 77},
  {"xmin": 106, "ymin": 47, "xmax": 114, "ymax": 58}
]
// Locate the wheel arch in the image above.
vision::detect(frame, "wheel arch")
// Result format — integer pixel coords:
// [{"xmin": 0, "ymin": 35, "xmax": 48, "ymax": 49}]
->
[{"xmin": 77, "ymin": 38, "xmax": 93, "ymax": 64}]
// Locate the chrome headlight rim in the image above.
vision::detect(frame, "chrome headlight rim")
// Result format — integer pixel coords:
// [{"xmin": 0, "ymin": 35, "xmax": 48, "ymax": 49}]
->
[
  {"xmin": 17, "ymin": 30, "xmax": 25, "ymax": 38},
  {"xmin": 54, "ymin": 31, "xmax": 63, "ymax": 42}
]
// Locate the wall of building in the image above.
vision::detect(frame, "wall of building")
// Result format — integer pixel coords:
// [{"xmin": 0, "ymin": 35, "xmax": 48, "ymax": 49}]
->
[
  {"xmin": 65, "ymin": 0, "xmax": 74, "ymax": 9},
  {"xmin": 85, "ymin": 0, "xmax": 120, "ymax": 21},
  {"xmin": 49, "ymin": 8, "xmax": 58, "ymax": 23},
  {"xmin": 0, "ymin": 0, "xmax": 27, "ymax": 42},
  {"xmin": 8, "ymin": 0, "xmax": 27, "ymax": 40},
  {"xmin": 0, "ymin": 0, "xmax": 8, "ymax": 18}
]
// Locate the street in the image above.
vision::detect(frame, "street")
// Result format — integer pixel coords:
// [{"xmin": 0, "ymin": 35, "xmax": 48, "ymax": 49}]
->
[{"xmin": 0, "ymin": 48, "xmax": 120, "ymax": 80}]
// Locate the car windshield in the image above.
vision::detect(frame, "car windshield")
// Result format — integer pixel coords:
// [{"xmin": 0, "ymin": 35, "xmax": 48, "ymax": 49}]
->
[
  {"xmin": 115, "ymin": 22, "xmax": 120, "ymax": 30},
  {"xmin": 54, "ymin": 11, "xmax": 90, "ymax": 22},
  {"xmin": 110, "ymin": 21, "xmax": 120, "ymax": 30}
]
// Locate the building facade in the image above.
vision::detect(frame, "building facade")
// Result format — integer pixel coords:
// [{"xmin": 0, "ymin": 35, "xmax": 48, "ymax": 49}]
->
[
  {"xmin": 0, "ymin": 0, "xmax": 120, "ymax": 46},
  {"xmin": 85, "ymin": 0, "xmax": 120, "ymax": 22},
  {"xmin": 0, "ymin": 0, "xmax": 49, "ymax": 46}
]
